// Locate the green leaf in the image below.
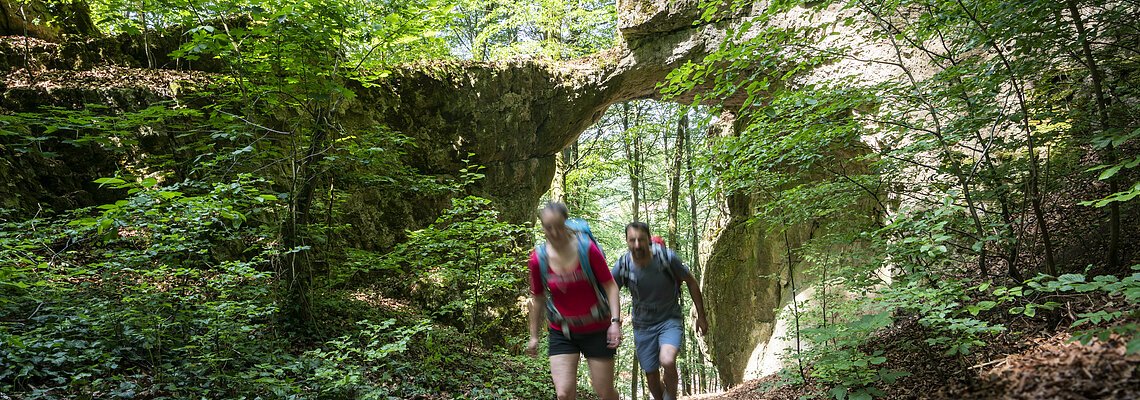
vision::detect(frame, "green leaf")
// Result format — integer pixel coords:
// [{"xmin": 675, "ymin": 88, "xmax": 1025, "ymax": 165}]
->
[
  {"xmin": 830, "ymin": 386, "xmax": 848, "ymax": 400},
  {"xmin": 1098, "ymin": 165, "xmax": 1123, "ymax": 180},
  {"xmin": 1127, "ymin": 337, "xmax": 1140, "ymax": 355},
  {"xmin": 94, "ymin": 177, "xmax": 126, "ymax": 186}
]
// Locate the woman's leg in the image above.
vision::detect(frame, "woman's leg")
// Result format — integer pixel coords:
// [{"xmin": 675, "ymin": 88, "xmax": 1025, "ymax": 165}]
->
[
  {"xmin": 551, "ymin": 353, "xmax": 580, "ymax": 400},
  {"xmin": 586, "ymin": 357, "xmax": 619, "ymax": 400}
]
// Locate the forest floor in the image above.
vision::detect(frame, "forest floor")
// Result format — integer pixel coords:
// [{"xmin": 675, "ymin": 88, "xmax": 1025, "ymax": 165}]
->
[{"xmin": 681, "ymin": 316, "xmax": 1140, "ymax": 400}]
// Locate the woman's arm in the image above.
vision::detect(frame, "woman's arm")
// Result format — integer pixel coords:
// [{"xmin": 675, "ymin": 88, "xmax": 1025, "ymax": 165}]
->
[
  {"xmin": 604, "ymin": 279, "xmax": 622, "ymax": 348},
  {"xmin": 527, "ymin": 293, "xmax": 546, "ymax": 356}
]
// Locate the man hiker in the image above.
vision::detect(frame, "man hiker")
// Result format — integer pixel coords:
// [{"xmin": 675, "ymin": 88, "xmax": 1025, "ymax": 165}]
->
[
  {"xmin": 612, "ymin": 222, "xmax": 709, "ymax": 400},
  {"xmin": 526, "ymin": 202, "xmax": 622, "ymax": 400}
]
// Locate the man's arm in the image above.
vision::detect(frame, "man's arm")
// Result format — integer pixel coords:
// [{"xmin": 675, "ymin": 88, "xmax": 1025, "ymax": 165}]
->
[{"xmin": 683, "ymin": 274, "xmax": 709, "ymax": 335}]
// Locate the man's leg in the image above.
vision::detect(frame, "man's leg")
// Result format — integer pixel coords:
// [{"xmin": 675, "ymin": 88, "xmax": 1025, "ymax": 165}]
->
[
  {"xmin": 586, "ymin": 357, "xmax": 619, "ymax": 400},
  {"xmin": 658, "ymin": 319, "xmax": 685, "ymax": 400},
  {"xmin": 644, "ymin": 370, "xmax": 664, "ymax": 400},
  {"xmin": 550, "ymin": 354, "xmax": 579, "ymax": 400},
  {"xmin": 659, "ymin": 344, "xmax": 680, "ymax": 400},
  {"xmin": 634, "ymin": 325, "xmax": 664, "ymax": 400}
]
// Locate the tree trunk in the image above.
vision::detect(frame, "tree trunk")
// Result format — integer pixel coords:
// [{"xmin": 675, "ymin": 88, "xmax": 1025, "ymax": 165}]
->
[
  {"xmin": 949, "ymin": 0, "xmax": 1057, "ymax": 275},
  {"xmin": 686, "ymin": 113, "xmax": 705, "ymax": 395},
  {"xmin": 679, "ymin": 325, "xmax": 688, "ymax": 394},
  {"xmin": 281, "ymin": 125, "xmax": 328, "ymax": 328},
  {"xmin": 568, "ymin": 140, "xmax": 579, "ymax": 211},
  {"xmin": 622, "ymin": 102, "xmax": 642, "ymax": 222},
  {"xmin": 553, "ymin": 147, "xmax": 568, "ymax": 203},
  {"xmin": 1066, "ymin": 0, "xmax": 1119, "ymax": 270},
  {"xmin": 631, "ymin": 355, "xmax": 640, "ymax": 400},
  {"xmin": 668, "ymin": 112, "xmax": 686, "ymax": 249}
]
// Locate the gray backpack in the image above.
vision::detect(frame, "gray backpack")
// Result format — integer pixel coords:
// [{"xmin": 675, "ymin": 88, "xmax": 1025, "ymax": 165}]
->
[{"xmin": 614, "ymin": 244, "xmax": 683, "ymax": 301}]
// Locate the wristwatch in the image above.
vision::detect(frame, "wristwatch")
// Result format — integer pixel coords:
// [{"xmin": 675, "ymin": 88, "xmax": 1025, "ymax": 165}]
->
[{"xmin": 610, "ymin": 317, "xmax": 621, "ymax": 324}]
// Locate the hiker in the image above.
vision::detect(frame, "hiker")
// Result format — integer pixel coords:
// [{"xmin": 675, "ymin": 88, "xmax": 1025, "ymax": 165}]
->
[
  {"xmin": 526, "ymin": 202, "xmax": 622, "ymax": 400},
  {"xmin": 613, "ymin": 222, "xmax": 709, "ymax": 400}
]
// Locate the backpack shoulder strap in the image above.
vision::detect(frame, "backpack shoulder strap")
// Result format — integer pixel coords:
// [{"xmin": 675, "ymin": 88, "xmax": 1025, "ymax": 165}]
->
[
  {"xmin": 536, "ymin": 243, "xmax": 551, "ymax": 291},
  {"xmin": 653, "ymin": 245, "xmax": 683, "ymax": 296},
  {"xmin": 614, "ymin": 253, "xmax": 630, "ymax": 288},
  {"xmin": 576, "ymin": 234, "xmax": 608, "ymax": 306},
  {"xmin": 536, "ymin": 243, "xmax": 569, "ymax": 332}
]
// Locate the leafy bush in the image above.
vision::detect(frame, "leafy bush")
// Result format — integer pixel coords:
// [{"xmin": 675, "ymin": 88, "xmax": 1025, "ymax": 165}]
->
[
  {"xmin": 294, "ymin": 317, "xmax": 553, "ymax": 399},
  {"xmin": 0, "ymin": 176, "xmax": 288, "ymax": 398},
  {"xmin": 1, "ymin": 174, "xmax": 554, "ymax": 399},
  {"xmin": 1025, "ymin": 266, "xmax": 1140, "ymax": 353},
  {"xmin": 378, "ymin": 195, "xmax": 530, "ymax": 346},
  {"xmin": 790, "ymin": 310, "xmax": 909, "ymax": 400}
]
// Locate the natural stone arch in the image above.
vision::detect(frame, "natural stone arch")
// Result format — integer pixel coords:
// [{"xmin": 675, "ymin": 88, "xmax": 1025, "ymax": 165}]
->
[{"xmin": 356, "ymin": 0, "xmax": 741, "ymax": 223}]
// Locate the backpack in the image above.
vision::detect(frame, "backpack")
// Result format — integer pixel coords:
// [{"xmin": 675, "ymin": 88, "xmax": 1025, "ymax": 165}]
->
[
  {"xmin": 614, "ymin": 244, "xmax": 683, "ymax": 301},
  {"xmin": 535, "ymin": 218, "xmax": 610, "ymax": 338}
]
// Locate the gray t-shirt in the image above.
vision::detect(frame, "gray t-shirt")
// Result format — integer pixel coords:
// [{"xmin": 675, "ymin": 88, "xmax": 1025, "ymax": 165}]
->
[{"xmin": 612, "ymin": 245, "xmax": 691, "ymax": 328}]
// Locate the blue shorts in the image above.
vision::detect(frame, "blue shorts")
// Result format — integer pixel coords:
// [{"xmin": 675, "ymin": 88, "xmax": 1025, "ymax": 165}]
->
[{"xmin": 633, "ymin": 318, "xmax": 684, "ymax": 372}]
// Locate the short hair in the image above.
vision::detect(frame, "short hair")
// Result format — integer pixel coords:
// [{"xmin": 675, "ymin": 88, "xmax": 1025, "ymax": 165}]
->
[
  {"xmin": 625, "ymin": 221, "xmax": 651, "ymax": 238},
  {"xmin": 541, "ymin": 202, "xmax": 569, "ymax": 219}
]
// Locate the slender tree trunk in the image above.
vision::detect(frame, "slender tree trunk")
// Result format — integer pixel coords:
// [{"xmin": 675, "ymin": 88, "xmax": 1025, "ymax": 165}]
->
[
  {"xmin": 553, "ymin": 147, "xmax": 569, "ymax": 203},
  {"xmin": 671, "ymin": 112, "xmax": 690, "ymax": 395},
  {"xmin": 1066, "ymin": 0, "xmax": 1119, "ymax": 270},
  {"xmin": 686, "ymin": 115, "xmax": 706, "ymax": 395},
  {"xmin": 622, "ymin": 102, "xmax": 643, "ymax": 400},
  {"xmin": 140, "ymin": 0, "xmax": 154, "ymax": 69},
  {"xmin": 668, "ymin": 113, "xmax": 686, "ymax": 248},
  {"xmin": 863, "ymin": 3, "xmax": 991, "ymax": 277},
  {"xmin": 636, "ymin": 117, "xmax": 647, "ymax": 224},
  {"xmin": 631, "ymin": 355, "xmax": 639, "ymax": 400},
  {"xmin": 683, "ymin": 323, "xmax": 695, "ymax": 395},
  {"xmin": 282, "ymin": 125, "xmax": 328, "ymax": 327},
  {"xmin": 937, "ymin": 28, "xmax": 1022, "ymax": 278},
  {"xmin": 568, "ymin": 140, "xmax": 579, "ymax": 210},
  {"xmin": 950, "ymin": 0, "xmax": 1057, "ymax": 275},
  {"xmin": 622, "ymin": 102, "xmax": 641, "ymax": 222}
]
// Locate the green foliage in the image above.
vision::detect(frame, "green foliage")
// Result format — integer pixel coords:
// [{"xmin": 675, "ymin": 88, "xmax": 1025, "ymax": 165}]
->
[
  {"xmin": 881, "ymin": 278, "xmax": 1007, "ymax": 356},
  {"xmin": 379, "ymin": 195, "xmax": 530, "ymax": 344},
  {"xmin": 0, "ymin": 177, "xmax": 286, "ymax": 398},
  {"xmin": 1025, "ymin": 266, "xmax": 1140, "ymax": 353},
  {"xmin": 1082, "ymin": 128, "xmax": 1140, "ymax": 207},
  {"xmin": 445, "ymin": 0, "xmax": 616, "ymax": 60},
  {"xmin": 790, "ymin": 310, "xmax": 908, "ymax": 400},
  {"xmin": 0, "ymin": 175, "xmax": 552, "ymax": 398},
  {"xmin": 296, "ymin": 317, "xmax": 553, "ymax": 399},
  {"xmin": 673, "ymin": 0, "xmax": 1140, "ymax": 396},
  {"xmin": 5, "ymin": 0, "xmax": 561, "ymax": 398},
  {"xmin": 0, "ymin": 104, "xmax": 202, "ymax": 170}
]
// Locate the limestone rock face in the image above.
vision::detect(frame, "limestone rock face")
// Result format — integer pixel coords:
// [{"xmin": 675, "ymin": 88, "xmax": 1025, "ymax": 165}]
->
[{"xmin": 703, "ymin": 197, "xmax": 782, "ymax": 386}]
